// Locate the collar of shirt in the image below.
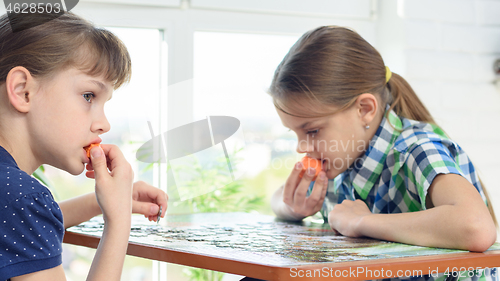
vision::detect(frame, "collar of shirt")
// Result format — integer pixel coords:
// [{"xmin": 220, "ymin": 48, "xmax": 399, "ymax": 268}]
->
[
  {"xmin": 347, "ymin": 108, "xmax": 403, "ymax": 200},
  {"xmin": 0, "ymin": 145, "xmax": 19, "ymax": 169}
]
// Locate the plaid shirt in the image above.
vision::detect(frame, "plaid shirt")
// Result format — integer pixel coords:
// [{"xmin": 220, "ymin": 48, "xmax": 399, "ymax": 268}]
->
[{"xmin": 316, "ymin": 109, "xmax": 496, "ymax": 281}]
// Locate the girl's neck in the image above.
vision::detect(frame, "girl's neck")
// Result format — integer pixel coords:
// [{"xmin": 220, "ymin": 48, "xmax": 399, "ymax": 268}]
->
[{"xmin": 0, "ymin": 123, "xmax": 39, "ymax": 175}]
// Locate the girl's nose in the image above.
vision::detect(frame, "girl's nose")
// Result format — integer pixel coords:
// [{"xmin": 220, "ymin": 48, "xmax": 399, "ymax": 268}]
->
[
  {"xmin": 296, "ymin": 136, "xmax": 314, "ymax": 154},
  {"xmin": 92, "ymin": 112, "xmax": 111, "ymax": 134}
]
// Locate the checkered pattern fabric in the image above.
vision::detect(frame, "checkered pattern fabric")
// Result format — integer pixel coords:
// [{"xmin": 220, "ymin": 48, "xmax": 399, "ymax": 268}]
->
[{"xmin": 313, "ymin": 109, "xmax": 496, "ymax": 281}]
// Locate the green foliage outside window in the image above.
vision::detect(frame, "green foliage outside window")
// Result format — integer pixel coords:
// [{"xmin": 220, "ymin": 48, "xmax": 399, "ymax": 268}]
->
[{"xmin": 167, "ymin": 149, "xmax": 265, "ymax": 281}]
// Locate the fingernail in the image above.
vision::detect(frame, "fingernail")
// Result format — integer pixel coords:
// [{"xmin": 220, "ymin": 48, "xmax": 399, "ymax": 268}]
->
[
  {"xmin": 307, "ymin": 167, "xmax": 315, "ymax": 176},
  {"xmin": 295, "ymin": 162, "xmax": 303, "ymax": 170},
  {"xmin": 319, "ymin": 172, "xmax": 325, "ymax": 180},
  {"xmin": 150, "ymin": 205, "xmax": 158, "ymax": 215},
  {"xmin": 91, "ymin": 147, "xmax": 102, "ymax": 158}
]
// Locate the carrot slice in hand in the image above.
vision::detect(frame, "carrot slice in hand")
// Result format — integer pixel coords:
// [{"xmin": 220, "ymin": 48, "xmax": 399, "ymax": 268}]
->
[
  {"xmin": 298, "ymin": 156, "xmax": 323, "ymax": 180},
  {"xmin": 85, "ymin": 143, "xmax": 101, "ymax": 158}
]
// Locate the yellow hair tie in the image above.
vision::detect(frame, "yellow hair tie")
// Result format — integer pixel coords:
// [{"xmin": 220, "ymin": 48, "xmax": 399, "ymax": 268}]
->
[{"xmin": 385, "ymin": 66, "xmax": 392, "ymax": 83}]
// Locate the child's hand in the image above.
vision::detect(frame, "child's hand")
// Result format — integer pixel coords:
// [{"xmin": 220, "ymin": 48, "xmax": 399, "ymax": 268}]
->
[
  {"xmin": 282, "ymin": 161, "xmax": 328, "ymax": 218},
  {"xmin": 132, "ymin": 181, "xmax": 168, "ymax": 222},
  {"xmin": 86, "ymin": 144, "xmax": 134, "ymax": 224},
  {"xmin": 327, "ymin": 199, "xmax": 372, "ymax": 237}
]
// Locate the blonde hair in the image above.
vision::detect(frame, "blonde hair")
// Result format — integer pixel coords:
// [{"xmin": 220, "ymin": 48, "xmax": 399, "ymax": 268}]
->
[
  {"xmin": 0, "ymin": 11, "xmax": 131, "ymax": 89},
  {"xmin": 269, "ymin": 25, "xmax": 496, "ymax": 225}
]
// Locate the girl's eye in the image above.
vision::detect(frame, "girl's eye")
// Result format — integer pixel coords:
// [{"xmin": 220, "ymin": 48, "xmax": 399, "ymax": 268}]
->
[
  {"xmin": 306, "ymin": 129, "xmax": 319, "ymax": 137},
  {"xmin": 83, "ymin": 92, "xmax": 95, "ymax": 103}
]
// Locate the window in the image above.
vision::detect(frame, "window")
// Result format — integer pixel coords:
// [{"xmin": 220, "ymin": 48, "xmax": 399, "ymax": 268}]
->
[{"xmin": 193, "ymin": 31, "xmax": 301, "ymax": 214}]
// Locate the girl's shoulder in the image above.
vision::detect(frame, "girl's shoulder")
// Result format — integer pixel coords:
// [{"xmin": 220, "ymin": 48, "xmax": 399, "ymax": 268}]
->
[
  {"xmin": 0, "ymin": 164, "xmax": 56, "ymax": 206},
  {"xmin": 0, "ymin": 146, "xmax": 55, "ymax": 203},
  {"xmin": 0, "ymin": 164, "xmax": 64, "ymax": 280},
  {"xmin": 393, "ymin": 118, "xmax": 457, "ymax": 155}
]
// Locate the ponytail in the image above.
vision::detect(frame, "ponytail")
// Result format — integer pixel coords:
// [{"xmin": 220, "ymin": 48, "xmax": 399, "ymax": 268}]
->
[{"xmin": 386, "ymin": 73, "xmax": 435, "ymax": 124}]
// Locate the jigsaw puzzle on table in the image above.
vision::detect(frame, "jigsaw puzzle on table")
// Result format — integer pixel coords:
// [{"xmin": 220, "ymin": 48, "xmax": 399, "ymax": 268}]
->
[{"xmin": 67, "ymin": 212, "xmax": 500, "ymax": 266}]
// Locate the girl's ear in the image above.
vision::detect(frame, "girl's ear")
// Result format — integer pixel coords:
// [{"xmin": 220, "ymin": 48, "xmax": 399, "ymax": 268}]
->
[
  {"xmin": 5, "ymin": 66, "xmax": 35, "ymax": 113},
  {"xmin": 356, "ymin": 93, "xmax": 378, "ymax": 125}
]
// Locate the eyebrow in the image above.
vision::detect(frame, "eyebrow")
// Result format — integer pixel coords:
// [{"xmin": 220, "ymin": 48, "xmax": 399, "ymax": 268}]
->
[
  {"xmin": 298, "ymin": 121, "xmax": 312, "ymax": 129},
  {"xmin": 90, "ymin": 80, "xmax": 107, "ymax": 91},
  {"xmin": 90, "ymin": 80, "xmax": 113, "ymax": 100},
  {"xmin": 286, "ymin": 121, "xmax": 315, "ymax": 131}
]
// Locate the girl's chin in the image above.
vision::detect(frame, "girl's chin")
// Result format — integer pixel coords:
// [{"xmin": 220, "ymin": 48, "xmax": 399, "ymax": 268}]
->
[{"xmin": 64, "ymin": 162, "xmax": 86, "ymax": 176}]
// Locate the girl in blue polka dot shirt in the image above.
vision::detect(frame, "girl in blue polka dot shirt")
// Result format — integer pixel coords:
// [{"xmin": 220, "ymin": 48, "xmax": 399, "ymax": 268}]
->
[{"xmin": 0, "ymin": 11, "xmax": 168, "ymax": 281}]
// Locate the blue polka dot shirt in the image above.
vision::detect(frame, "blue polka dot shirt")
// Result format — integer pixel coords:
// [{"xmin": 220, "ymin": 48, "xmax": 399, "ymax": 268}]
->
[{"xmin": 0, "ymin": 146, "xmax": 64, "ymax": 280}]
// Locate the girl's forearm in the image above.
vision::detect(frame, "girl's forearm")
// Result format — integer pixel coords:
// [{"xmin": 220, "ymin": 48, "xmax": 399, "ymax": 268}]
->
[
  {"xmin": 86, "ymin": 219, "xmax": 131, "ymax": 281},
  {"xmin": 358, "ymin": 204, "xmax": 496, "ymax": 252},
  {"xmin": 59, "ymin": 193, "xmax": 101, "ymax": 229}
]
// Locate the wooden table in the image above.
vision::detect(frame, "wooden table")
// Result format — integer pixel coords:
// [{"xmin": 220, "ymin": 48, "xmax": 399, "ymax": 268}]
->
[{"xmin": 63, "ymin": 213, "xmax": 500, "ymax": 281}]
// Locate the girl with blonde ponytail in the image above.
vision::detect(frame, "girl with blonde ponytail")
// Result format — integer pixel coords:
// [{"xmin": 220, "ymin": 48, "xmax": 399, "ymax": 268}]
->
[{"xmin": 269, "ymin": 26, "xmax": 497, "ymax": 281}]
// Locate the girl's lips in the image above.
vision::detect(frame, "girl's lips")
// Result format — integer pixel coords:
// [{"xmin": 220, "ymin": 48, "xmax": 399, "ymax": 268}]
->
[{"xmin": 87, "ymin": 137, "xmax": 102, "ymax": 147}]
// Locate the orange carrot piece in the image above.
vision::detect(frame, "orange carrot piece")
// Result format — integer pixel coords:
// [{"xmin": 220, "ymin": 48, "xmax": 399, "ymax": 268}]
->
[
  {"xmin": 85, "ymin": 143, "xmax": 101, "ymax": 158},
  {"xmin": 298, "ymin": 156, "xmax": 323, "ymax": 180}
]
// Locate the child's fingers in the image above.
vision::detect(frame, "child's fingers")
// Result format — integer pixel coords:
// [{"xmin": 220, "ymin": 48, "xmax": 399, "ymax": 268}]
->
[
  {"xmin": 89, "ymin": 146, "xmax": 108, "ymax": 180},
  {"xmin": 99, "ymin": 144, "xmax": 128, "ymax": 173},
  {"xmin": 85, "ymin": 162, "xmax": 103, "ymax": 179},
  {"xmin": 85, "ymin": 163, "xmax": 105, "ymax": 178},
  {"xmin": 292, "ymin": 167, "xmax": 316, "ymax": 210},
  {"xmin": 86, "ymin": 162, "xmax": 94, "ymax": 171},
  {"xmin": 283, "ymin": 161, "xmax": 303, "ymax": 206},
  {"xmin": 141, "ymin": 184, "xmax": 167, "ymax": 205},
  {"xmin": 132, "ymin": 181, "xmax": 169, "ymax": 217},
  {"xmin": 154, "ymin": 193, "xmax": 168, "ymax": 218},
  {"xmin": 85, "ymin": 170, "xmax": 95, "ymax": 179},
  {"xmin": 91, "ymin": 154, "xmax": 111, "ymax": 171},
  {"xmin": 91, "ymin": 144, "xmax": 131, "ymax": 182},
  {"xmin": 322, "ymin": 173, "xmax": 328, "ymax": 197},
  {"xmin": 305, "ymin": 171, "xmax": 327, "ymax": 211},
  {"xmin": 133, "ymin": 201, "xmax": 160, "ymax": 217},
  {"xmin": 151, "ymin": 190, "xmax": 168, "ymax": 217}
]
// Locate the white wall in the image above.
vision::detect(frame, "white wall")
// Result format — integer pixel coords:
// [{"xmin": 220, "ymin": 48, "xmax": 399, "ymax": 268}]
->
[{"xmin": 382, "ymin": 0, "xmax": 500, "ymax": 218}]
